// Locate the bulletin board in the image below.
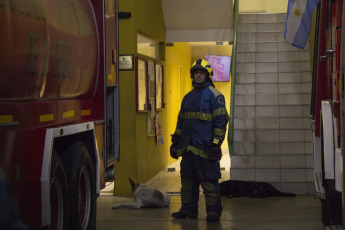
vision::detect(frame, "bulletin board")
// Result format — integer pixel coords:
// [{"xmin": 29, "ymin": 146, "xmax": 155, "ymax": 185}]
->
[
  {"xmin": 155, "ymin": 62, "xmax": 165, "ymax": 111},
  {"xmin": 135, "ymin": 55, "xmax": 165, "ymax": 137},
  {"xmin": 136, "ymin": 57, "xmax": 149, "ymax": 112}
]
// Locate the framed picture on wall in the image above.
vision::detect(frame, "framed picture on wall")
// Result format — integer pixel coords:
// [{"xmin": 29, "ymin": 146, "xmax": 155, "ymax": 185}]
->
[
  {"xmin": 155, "ymin": 62, "xmax": 165, "ymax": 111},
  {"xmin": 147, "ymin": 60, "xmax": 155, "ymax": 100},
  {"xmin": 147, "ymin": 101, "xmax": 155, "ymax": 137},
  {"xmin": 119, "ymin": 54, "xmax": 134, "ymax": 71},
  {"xmin": 136, "ymin": 57, "xmax": 150, "ymax": 112}
]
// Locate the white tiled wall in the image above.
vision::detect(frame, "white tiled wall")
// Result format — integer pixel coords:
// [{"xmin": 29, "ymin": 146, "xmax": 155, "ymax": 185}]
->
[{"xmin": 231, "ymin": 13, "xmax": 314, "ymax": 194}]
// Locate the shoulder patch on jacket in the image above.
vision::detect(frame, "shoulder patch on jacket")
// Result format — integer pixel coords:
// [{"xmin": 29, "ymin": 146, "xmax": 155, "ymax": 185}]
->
[
  {"xmin": 218, "ymin": 96, "xmax": 225, "ymax": 105},
  {"xmin": 208, "ymin": 86, "xmax": 222, "ymax": 97}
]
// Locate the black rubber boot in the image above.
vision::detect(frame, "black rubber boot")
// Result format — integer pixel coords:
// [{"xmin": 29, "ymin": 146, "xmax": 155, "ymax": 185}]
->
[
  {"xmin": 206, "ymin": 212, "xmax": 220, "ymax": 222},
  {"xmin": 172, "ymin": 211, "xmax": 197, "ymax": 219}
]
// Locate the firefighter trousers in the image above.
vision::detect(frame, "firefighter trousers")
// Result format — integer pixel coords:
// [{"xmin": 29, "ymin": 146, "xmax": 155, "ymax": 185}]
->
[{"xmin": 179, "ymin": 152, "xmax": 222, "ymax": 217}]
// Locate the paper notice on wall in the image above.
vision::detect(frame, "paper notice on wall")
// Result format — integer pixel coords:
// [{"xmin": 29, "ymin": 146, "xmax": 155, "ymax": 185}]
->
[{"xmin": 155, "ymin": 113, "xmax": 164, "ymax": 146}]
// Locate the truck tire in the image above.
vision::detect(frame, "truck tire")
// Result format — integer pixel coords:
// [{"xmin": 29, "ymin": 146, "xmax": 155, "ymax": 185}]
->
[
  {"xmin": 62, "ymin": 142, "xmax": 96, "ymax": 230},
  {"xmin": 50, "ymin": 151, "xmax": 69, "ymax": 230},
  {"xmin": 322, "ymin": 180, "xmax": 342, "ymax": 226}
]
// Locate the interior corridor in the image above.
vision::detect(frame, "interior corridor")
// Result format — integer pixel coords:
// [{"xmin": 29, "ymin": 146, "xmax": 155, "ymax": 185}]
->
[{"xmin": 96, "ymin": 152, "xmax": 324, "ymax": 230}]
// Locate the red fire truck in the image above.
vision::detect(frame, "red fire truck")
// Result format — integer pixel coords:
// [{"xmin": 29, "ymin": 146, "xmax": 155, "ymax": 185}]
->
[
  {"xmin": 312, "ymin": 0, "xmax": 345, "ymax": 227},
  {"xmin": 0, "ymin": 0, "xmax": 119, "ymax": 229}
]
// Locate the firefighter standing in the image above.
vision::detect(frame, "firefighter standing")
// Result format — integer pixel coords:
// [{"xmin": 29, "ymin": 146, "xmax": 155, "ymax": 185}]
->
[{"xmin": 170, "ymin": 59, "xmax": 229, "ymax": 222}]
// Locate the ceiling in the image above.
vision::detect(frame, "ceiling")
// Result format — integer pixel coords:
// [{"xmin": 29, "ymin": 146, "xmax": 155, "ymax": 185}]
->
[{"xmin": 161, "ymin": 0, "xmax": 234, "ymax": 43}]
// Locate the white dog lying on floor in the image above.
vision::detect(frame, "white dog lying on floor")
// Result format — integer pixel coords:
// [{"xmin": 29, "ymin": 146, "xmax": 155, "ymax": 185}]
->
[{"xmin": 111, "ymin": 178, "xmax": 171, "ymax": 209}]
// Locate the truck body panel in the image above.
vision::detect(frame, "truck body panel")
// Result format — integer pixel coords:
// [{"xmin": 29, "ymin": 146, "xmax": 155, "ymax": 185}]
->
[{"xmin": 0, "ymin": 0, "xmax": 119, "ymax": 228}]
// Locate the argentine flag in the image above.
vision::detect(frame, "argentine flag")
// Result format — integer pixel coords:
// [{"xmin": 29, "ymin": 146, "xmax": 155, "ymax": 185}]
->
[{"xmin": 285, "ymin": 0, "xmax": 321, "ymax": 49}]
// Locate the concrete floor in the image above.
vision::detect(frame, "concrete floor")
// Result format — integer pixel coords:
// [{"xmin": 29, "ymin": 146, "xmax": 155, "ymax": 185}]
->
[
  {"xmin": 97, "ymin": 153, "xmax": 325, "ymax": 230},
  {"xmin": 97, "ymin": 195, "xmax": 323, "ymax": 230}
]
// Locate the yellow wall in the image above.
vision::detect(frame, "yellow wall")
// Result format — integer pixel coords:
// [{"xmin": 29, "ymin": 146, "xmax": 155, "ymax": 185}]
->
[
  {"xmin": 115, "ymin": 0, "xmax": 166, "ymax": 195},
  {"xmin": 240, "ymin": 0, "xmax": 288, "ymax": 13},
  {"xmin": 265, "ymin": 0, "xmax": 288, "ymax": 13},
  {"xmin": 165, "ymin": 43, "xmax": 192, "ymax": 165}
]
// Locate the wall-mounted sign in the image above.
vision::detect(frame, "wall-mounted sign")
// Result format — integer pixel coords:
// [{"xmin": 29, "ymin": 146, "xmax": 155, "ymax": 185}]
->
[{"xmin": 119, "ymin": 54, "xmax": 134, "ymax": 70}]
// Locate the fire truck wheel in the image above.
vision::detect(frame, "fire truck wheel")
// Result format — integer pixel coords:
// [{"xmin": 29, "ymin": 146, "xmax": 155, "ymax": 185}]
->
[
  {"xmin": 62, "ymin": 142, "xmax": 96, "ymax": 230},
  {"xmin": 321, "ymin": 181, "xmax": 342, "ymax": 226},
  {"xmin": 50, "ymin": 151, "xmax": 69, "ymax": 230}
]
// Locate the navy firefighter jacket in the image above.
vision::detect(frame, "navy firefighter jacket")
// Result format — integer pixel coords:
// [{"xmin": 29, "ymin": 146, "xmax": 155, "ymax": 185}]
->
[{"xmin": 174, "ymin": 81, "xmax": 229, "ymax": 159}]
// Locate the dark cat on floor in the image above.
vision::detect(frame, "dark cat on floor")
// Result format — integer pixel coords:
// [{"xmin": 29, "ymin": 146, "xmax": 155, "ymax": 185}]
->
[{"xmin": 220, "ymin": 180, "xmax": 296, "ymax": 198}]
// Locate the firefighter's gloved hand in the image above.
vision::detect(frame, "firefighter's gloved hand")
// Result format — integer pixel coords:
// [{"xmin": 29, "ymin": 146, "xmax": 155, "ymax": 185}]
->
[
  {"xmin": 170, "ymin": 144, "xmax": 178, "ymax": 159},
  {"xmin": 171, "ymin": 134, "xmax": 181, "ymax": 145},
  {"xmin": 209, "ymin": 145, "xmax": 222, "ymax": 161},
  {"xmin": 170, "ymin": 134, "xmax": 180, "ymax": 159},
  {"xmin": 209, "ymin": 139, "xmax": 222, "ymax": 161}
]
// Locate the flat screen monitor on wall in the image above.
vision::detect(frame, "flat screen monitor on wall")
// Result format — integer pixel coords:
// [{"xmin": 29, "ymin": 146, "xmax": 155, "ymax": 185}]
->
[{"xmin": 204, "ymin": 55, "xmax": 231, "ymax": 82}]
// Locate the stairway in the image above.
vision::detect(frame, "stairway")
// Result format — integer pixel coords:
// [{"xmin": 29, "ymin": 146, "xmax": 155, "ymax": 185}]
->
[{"xmin": 230, "ymin": 13, "xmax": 314, "ymax": 195}]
